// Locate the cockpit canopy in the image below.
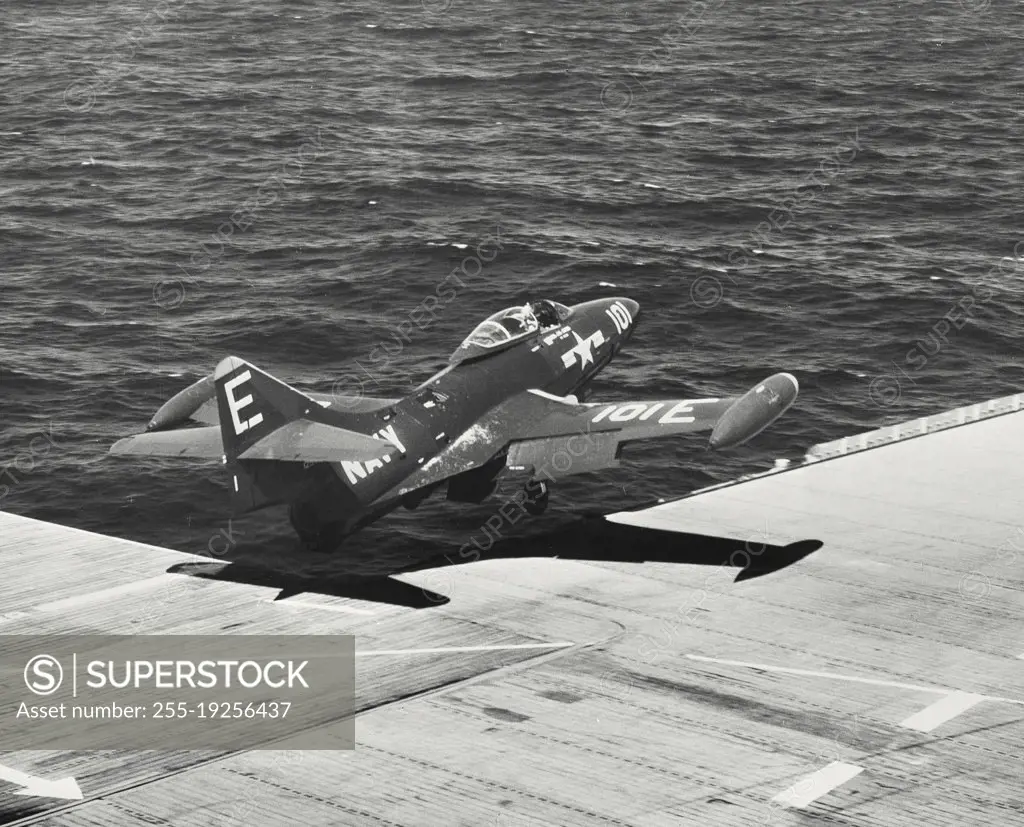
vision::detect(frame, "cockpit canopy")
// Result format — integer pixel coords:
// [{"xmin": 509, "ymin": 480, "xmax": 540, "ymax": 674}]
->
[{"xmin": 450, "ymin": 300, "xmax": 572, "ymax": 364}]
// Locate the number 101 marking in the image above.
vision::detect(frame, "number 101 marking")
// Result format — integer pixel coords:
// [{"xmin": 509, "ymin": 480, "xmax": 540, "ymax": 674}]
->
[{"xmin": 606, "ymin": 301, "xmax": 633, "ymax": 333}]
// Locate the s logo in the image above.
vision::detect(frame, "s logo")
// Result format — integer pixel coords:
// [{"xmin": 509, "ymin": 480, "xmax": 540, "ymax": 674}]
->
[{"xmin": 24, "ymin": 654, "xmax": 63, "ymax": 696}]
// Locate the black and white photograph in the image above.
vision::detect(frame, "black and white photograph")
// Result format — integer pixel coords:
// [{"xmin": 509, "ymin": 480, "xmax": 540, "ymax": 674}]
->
[{"xmin": 1, "ymin": 0, "xmax": 1021, "ymax": 823}]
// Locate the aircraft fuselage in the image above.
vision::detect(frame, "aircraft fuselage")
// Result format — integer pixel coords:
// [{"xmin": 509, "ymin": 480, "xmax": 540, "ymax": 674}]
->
[{"xmin": 299, "ymin": 298, "xmax": 639, "ymax": 532}]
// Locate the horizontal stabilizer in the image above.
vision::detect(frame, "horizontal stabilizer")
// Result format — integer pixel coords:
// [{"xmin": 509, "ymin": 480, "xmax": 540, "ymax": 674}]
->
[
  {"xmin": 238, "ymin": 420, "xmax": 398, "ymax": 463},
  {"xmin": 189, "ymin": 392, "xmax": 401, "ymax": 426},
  {"xmin": 110, "ymin": 426, "xmax": 224, "ymax": 458},
  {"xmin": 110, "ymin": 420, "xmax": 396, "ymax": 464}
]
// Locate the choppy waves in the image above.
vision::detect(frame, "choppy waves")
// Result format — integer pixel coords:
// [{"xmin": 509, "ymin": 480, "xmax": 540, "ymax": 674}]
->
[{"xmin": 1, "ymin": 0, "xmax": 1022, "ymax": 558}]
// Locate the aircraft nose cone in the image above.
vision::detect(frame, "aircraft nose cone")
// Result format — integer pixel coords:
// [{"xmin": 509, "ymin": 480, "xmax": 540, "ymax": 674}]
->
[{"xmin": 621, "ymin": 298, "xmax": 640, "ymax": 322}]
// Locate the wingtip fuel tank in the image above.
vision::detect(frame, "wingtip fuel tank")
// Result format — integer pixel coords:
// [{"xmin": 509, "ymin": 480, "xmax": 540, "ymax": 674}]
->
[
  {"xmin": 146, "ymin": 374, "xmax": 215, "ymax": 431},
  {"xmin": 709, "ymin": 372, "xmax": 799, "ymax": 450}
]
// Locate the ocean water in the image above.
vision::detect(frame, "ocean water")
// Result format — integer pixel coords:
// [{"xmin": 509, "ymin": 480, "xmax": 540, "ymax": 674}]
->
[{"xmin": 1, "ymin": 0, "xmax": 1021, "ymax": 570}]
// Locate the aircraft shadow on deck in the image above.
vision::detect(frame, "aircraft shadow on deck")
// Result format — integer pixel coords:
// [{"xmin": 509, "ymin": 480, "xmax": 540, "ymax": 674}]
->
[
  {"xmin": 165, "ymin": 558, "xmax": 453, "ymax": 609},
  {"xmin": 405, "ymin": 517, "xmax": 823, "ymax": 584},
  {"xmin": 164, "ymin": 515, "xmax": 822, "ymax": 609}
]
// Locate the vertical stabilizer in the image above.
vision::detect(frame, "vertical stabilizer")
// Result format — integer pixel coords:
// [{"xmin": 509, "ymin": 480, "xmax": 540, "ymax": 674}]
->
[{"xmin": 213, "ymin": 355, "xmax": 322, "ymax": 460}]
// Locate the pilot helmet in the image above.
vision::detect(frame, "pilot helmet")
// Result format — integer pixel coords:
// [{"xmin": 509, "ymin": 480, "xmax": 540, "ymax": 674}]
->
[{"xmin": 531, "ymin": 300, "xmax": 560, "ymax": 327}]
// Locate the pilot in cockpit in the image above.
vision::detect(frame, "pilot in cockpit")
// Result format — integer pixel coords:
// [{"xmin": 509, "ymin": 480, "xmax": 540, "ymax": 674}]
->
[
  {"xmin": 529, "ymin": 300, "xmax": 561, "ymax": 328},
  {"xmin": 500, "ymin": 301, "xmax": 561, "ymax": 337}
]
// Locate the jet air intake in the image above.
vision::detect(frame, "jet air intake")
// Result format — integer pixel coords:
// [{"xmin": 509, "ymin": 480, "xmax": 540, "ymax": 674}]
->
[{"xmin": 709, "ymin": 372, "xmax": 799, "ymax": 450}]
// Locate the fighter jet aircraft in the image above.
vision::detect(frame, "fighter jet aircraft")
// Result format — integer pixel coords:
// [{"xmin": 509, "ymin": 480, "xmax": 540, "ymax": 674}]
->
[{"xmin": 110, "ymin": 298, "xmax": 798, "ymax": 550}]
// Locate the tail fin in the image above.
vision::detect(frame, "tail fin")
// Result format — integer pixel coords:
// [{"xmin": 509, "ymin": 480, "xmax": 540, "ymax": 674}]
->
[
  {"xmin": 213, "ymin": 355, "xmax": 395, "ymax": 463},
  {"xmin": 212, "ymin": 356, "xmax": 392, "ymax": 516},
  {"xmin": 213, "ymin": 356, "xmax": 316, "ymax": 459}
]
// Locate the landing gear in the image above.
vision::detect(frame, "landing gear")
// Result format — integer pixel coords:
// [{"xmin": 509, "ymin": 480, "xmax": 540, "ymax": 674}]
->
[
  {"xmin": 402, "ymin": 491, "xmax": 430, "ymax": 510},
  {"xmin": 311, "ymin": 522, "xmax": 348, "ymax": 553},
  {"xmin": 289, "ymin": 503, "xmax": 347, "ymax": 553},
  {"xmin": 288, "ymin": 502, "xmax": 316, "ymax": 544},
  {"xmin": 524, "ymin": 479, "xmax": 549, "ymax": 516},
  {"xmin": 403, "ymin": 482, "xmax": 442, "ymax": 510}
]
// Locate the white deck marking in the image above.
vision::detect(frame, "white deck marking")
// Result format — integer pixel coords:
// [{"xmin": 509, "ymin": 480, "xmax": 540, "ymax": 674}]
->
[
  {"xmin": 686, "ymin": 654, "xmax": 1024, "ymax": 705},
  {"xmin": 772, "ymin": 762, "xmax": 864, "ymax": 809},
  {"xmin": 899, "ymin": 691, "xmax": 987, "ymax": 732},
  {"xmin": 357, "ymin": 642, "xmax": 574, "ymax": 657},
  {"xmin": 0, "ymin": 762, "xmax": 83, "ymax": 800},
  {"xmin": 686, "ymin": 654, "xmax": 948, "ymax": 693},
  {"xmin": 33, "ymin": 574, "xmax": 178, "ymax": 613},
  {"xmin": 0, "ymin": 610, "xmax": 31, "ymax": 627},
  {"xmin": 268, "ymin": 599, "xmax": 376, "ymax": 616}
]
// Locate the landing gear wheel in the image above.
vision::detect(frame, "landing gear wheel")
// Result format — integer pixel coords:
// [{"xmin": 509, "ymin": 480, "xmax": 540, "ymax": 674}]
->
[
  {"xmin": 289, "ymin": 502, "xmax": 318, "ymax": 547},
  {"xmin": 289, "ymin": 503, "xmax": 347, "ymax": 553},
  {"xmin": 524, "ymin": 479, "xmax": 549, "ymax": 516},
  {"xmin": 313, "ymin": 521, "xmax": 348, "ymax": 553}
]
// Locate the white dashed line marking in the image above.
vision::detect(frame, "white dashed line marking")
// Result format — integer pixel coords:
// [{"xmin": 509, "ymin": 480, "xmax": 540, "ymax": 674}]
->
[
  {"xmin": 685, "ymin": 654, "xmax": 1024, "ymax": 705},
  {"xmin": 772, "ymin": 761, "xmax": 864, "ymax": 809},
  {"xmin": 900, "ymin": 691, "xmax": 987, "ymax": 732}
]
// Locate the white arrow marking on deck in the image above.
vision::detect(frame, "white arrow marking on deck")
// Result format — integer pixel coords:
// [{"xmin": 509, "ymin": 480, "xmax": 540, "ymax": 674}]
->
[
  {"xmin": 772, "ymin": 762, "xmax": 863, "ymax": 809},
  {"xmin": 899, "ymin": 691, "xmax": 986, "ymax": 732},
  {"xmin": 0, "ymin": 763, "xmax": 82, "ymax": 800},
  {"xmin": 357, "ymin": 642, "xmax": 574, "ymax": 657}
]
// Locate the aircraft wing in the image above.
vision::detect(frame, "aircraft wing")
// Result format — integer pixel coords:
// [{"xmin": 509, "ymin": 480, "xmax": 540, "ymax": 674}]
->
[
  {"xmin": 110, "ymin": 420, "xmax": 395, "ymax": 463},
  {"xmin": 391, "ymin": 373, "xmax": 797, "ymax": 494},
  {"xmin": 500, "ymin": 391, "xmax": 738, "ymax": 480}
]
